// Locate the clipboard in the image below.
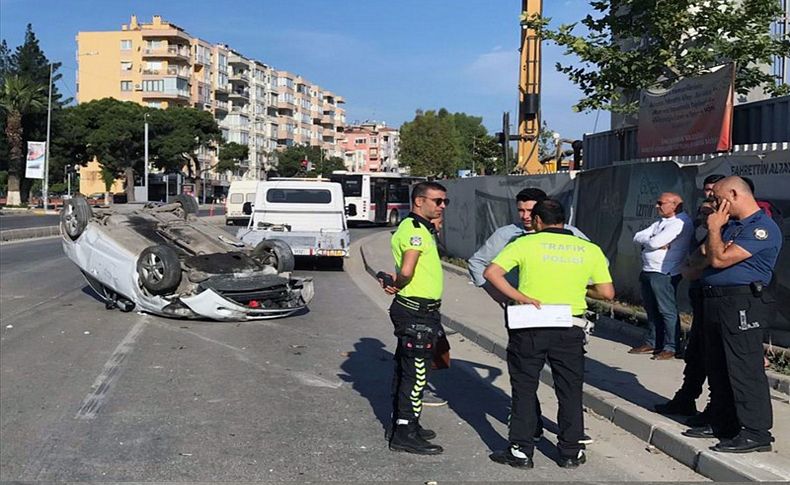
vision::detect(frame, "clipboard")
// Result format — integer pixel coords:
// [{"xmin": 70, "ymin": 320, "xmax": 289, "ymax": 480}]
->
[{"xmin": 506, "ymin": 304, "xmax": 573, "ymax": 330}]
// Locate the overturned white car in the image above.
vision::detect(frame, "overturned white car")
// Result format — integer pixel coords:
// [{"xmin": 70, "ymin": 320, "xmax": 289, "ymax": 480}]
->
[{"xmin": 60, "ymin": 195, "xmax": 314, "ymax": 321}]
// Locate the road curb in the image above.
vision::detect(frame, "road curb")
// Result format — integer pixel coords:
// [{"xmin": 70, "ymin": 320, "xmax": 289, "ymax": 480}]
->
[
  {"xmin": 0, "ymin": 215, "xmax": 227, "ymax": 244},
  {"xmin": 0, "ymin": 226, "xmax": 61, "ymax": 242},
  {"xmin": 356, "ymin": 237, "xmax": 787, "ymax": 482}
]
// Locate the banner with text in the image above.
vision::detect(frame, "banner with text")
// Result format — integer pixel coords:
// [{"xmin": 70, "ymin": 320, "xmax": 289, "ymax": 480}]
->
[
  {"xmin": 25, "ymin": 141, "xmax": 46, "ymax": 179},
  {"xmin": 637, "ymin": 65, "xmax": 734, "ymax": 157}
]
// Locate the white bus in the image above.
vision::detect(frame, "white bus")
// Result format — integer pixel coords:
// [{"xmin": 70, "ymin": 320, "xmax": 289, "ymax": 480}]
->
[{"xmin": 328, "ymin": 172, "xmax": 424, "ymax": 226}]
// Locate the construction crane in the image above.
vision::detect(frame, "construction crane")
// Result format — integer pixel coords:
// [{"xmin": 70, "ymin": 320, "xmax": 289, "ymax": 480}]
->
[{"xmin": 517, "ymin": 0, "xmax": 543, "ymax": 174}]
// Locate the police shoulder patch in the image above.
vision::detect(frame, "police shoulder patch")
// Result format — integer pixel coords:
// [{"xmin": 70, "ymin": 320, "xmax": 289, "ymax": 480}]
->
[
  {"xmin": 409, "ymin": 236, "xmax": 423, "ymax": 247},
  {"xmin": 754, "ymin": 228, "xmax": 768, "ymax": 240}
]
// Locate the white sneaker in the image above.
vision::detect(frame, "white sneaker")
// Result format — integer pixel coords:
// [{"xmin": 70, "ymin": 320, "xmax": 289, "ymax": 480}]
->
[{"xmin": 422, "ymin": 389, "xmax": 448, "ymax": 407}]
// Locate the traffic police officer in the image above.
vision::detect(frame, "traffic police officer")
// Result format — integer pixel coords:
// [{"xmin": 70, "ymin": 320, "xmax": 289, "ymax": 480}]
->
[
  {"xmin": 484, "ymin": 199, "xmax": 614, "ymax": 469},
  {"xmin": 379, "ymin": 181, "xmax": 448, "ymax": 455},
  {"xmin": 683, "ymin": 176, "xmax": 781, "ymax": 453}
]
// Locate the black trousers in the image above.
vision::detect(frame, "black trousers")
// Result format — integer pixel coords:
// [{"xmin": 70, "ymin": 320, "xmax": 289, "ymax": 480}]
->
[
  {"xmin": 673, "ymin": 288, "xmax": 707, "ymax": 403},
  {"xmin": 703, "ymin": 293, "xmax": 773, "ymax": 442},
  {"xmin": 389, "ymin": 300, "xmax": 443, "ymax": 422},
  {"xmin": 507, "ymin": 326, "xmax": 586, "ymax": 457}
]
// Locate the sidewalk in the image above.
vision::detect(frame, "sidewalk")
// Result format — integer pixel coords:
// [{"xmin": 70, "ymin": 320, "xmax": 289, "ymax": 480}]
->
[{"xmin": 351, "ymin": 230, "xmax": 790, "ymax": 482}]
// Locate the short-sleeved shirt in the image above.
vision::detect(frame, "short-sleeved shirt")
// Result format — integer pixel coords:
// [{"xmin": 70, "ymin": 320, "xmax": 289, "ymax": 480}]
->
[
  {"xmin": 701, "ymin": 209, "xmax": 782, "ymax": 287},
  {"xmin": 491, "ymin": 228, "xmax": 612, "ymax": 316},
  {"xmin": 391, "ymin": 213, "xmax": 443, "ymax": 300}
]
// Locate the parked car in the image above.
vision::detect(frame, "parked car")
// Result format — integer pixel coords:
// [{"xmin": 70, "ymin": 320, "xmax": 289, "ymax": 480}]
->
[{"xmin": 59, "ymin": 195, "xmax": 314, "ymax": 320}]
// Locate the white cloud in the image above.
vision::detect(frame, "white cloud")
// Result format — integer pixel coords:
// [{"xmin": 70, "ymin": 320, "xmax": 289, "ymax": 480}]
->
[{"xmin": 464, "ymin": 48, "xmax": 519, "ymax": 96}]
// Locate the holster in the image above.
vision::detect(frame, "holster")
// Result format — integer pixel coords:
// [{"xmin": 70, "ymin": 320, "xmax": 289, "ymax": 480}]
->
[{"xmin": 399, "ymin": 322, "xmax": 436, "ymax": 358}]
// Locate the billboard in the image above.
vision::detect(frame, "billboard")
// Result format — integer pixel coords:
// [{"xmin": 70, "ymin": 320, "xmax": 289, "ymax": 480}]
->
[
  {"xmin": 637, "ymin": 65, "xmax": 735, "ymax": 157},
  {"xmin": 25, "ymin": 141, "xmax": 46, "ymax": 179}
]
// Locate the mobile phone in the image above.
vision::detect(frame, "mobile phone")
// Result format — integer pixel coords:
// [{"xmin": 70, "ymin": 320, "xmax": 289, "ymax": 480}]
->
[{"xmin": 376, "ymin": 271, "xmax": 395, "ymax": 287}]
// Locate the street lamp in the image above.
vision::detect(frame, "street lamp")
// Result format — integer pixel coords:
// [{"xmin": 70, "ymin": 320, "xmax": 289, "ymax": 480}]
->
[{"xmin": 144, "ymin": 112, "xmax": 150, "ymax": 202}]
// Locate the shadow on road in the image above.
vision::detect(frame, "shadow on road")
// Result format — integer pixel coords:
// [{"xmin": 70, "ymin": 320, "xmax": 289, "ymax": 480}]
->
[{"xmin": 337, "ymin": 337, "xmax": 565, "ymax": 459}]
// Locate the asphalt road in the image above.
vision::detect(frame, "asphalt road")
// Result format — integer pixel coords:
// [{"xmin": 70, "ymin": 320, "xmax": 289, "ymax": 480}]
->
[
  {"xmin": 0, "ymin": 207, "xmax": 226, "ymax": 231},
  {"xmin": 0, "ymin": 233, "xmax": 704, "ymax": 481}
]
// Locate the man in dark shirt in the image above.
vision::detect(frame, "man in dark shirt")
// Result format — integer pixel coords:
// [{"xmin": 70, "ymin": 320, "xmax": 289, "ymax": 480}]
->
[{"xmin": 682, "ymin": 176, "xmax": 781, "ymax": 453}]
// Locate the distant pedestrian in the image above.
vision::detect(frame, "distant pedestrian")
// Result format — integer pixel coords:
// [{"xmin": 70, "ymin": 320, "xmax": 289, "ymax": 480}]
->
[
  {"xmin": 484, "ymin": 199, "xmax": 613, "ymax": 469},
  {"xmin": 629, "ymin": 192, "xmax": 694, "ymax": 360},
  {"xmin": 682, "ymin": 176, "xmax": 781, "ymax": 453}
]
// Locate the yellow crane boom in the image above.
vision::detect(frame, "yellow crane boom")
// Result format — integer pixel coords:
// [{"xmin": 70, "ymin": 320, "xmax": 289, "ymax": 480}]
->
[{"xmin": 517, "ymin": 0, "xmax": 543, "ymax": 174}]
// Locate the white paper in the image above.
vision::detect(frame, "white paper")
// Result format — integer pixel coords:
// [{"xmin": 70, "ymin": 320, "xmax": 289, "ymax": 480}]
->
[{"xmin": 506, "ymin": 304, "xmax": 573, "ymax": 329}]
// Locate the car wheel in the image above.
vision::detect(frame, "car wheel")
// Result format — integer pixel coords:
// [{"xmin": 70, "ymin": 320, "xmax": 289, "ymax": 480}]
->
[
  {"xmin": 173, "ymin": 194, "xmax": 199, "ymax": 219},
  {"xmin": 60, "ymin": 196, "xmax": 92, "ymax": 240},
  {"xmin": 136, "ymin": 245, "xmax": 182, "ymax": 295},
  {"xmin": 252, "ymin": 239, "xmax": 295, "ymax": 273},
  {"xmin": 387, "ymin": 209, "xmax": 400, "ymax": 227}
]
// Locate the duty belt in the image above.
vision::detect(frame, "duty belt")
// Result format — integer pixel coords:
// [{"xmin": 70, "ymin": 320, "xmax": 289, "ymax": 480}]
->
[
  {"xmin": 702, "ymin": 285, "xmax": 753, "ymax": 298},
  {"xmin": 394, "ymin": 295, "xmax": 441, "ymax": 312}
]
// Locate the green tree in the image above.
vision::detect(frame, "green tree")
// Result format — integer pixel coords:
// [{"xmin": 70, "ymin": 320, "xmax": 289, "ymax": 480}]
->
[
  {"xmin": 71, "ymin": 98, "xmax": 146, "ymax": 201},
  {"xmin": 312, "ymin": 155, "xmax": 346, "ymax": 176},
  {"xmin": 0, "ymin": 75, "xmax": 46, "ymax": 205},
  {"xmin": 8, "ymin": 24, "xmax": 69, "ymax": 201},
  {"xmin": 148, "ymin": 106, "xmax": 222, "ymax": 199},
  {"xmin": 274, "ymin": 144, "xmax": 323, "ymax": 177},
  {"xmin": 217, "ymin": 141, "xmax": 249, "ymax": 173},
  {"xmin": 525, "ymin": 0, "xmax": 790, "ymax": 113},
  {"xmin": 399, "ymin": 109, "xmax": 460, "ymax": 177}
]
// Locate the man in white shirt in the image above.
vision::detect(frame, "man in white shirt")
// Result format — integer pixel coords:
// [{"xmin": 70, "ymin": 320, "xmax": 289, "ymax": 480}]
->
[{"xmin": 629, "ymin": 192, "xmax": 694, "ymax": 360}]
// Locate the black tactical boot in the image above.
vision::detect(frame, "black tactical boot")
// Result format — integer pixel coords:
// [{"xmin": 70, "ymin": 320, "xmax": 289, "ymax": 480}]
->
[
  {"xmin": 385, "ymin": 423, "xmax": 436, "ymax": 441},
  {"xmin": 389, "ymin": 422, "xmax": 443, "ymax": 455}
]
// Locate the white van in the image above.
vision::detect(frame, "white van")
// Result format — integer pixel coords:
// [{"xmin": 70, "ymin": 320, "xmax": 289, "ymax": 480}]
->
[
  {"xmin": 225, "ymin": 180, "xmax": 259, "ymax": 225},
  {"xmin": 236, "ymin": 179, "xmax": 351, "ymax": 266}
]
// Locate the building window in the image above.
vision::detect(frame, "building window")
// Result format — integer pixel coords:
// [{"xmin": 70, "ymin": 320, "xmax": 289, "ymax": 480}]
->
[
  {"xmin": 120, "ymin": 61, "xmax": 133, "ymax": 71},
  {"xmin": 143, "ymin": 79, "xmax": 164, "ymax": 92},
  {"xmin": 120, "ymin": 81, "xmax": 133, "ymax": 91},
  {"xmin": 370, "ymin": 137, "xmax": 378, "ymax": 144},
  {"xmin": 354, "ymin": 138, "xmax": 366, "ymax": 145},
  {"xmin": 120, "ymin": 39, "xmax": 132, "ymax": 50}
]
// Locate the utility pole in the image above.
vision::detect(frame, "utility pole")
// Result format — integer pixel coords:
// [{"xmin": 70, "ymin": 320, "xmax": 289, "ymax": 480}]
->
[
  {"xmin": 43, "ymin": 63, "xmax": 53, "ymax": 211},
  {"xmin": 144, "ymin": 112, "xmax": 149, "ymax": 202}
]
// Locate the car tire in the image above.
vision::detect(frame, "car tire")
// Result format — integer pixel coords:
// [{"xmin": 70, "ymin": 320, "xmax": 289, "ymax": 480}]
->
[
  {"xmin": 136, "ymin": 245, "xmax": 182, "ymax": 295},
  {"xmin": 387, "ymin": 209, "xmax": 400, "ymax": 227},
  {"xmin": 252, "ymin": 239, "xmax": 295, "ymax": 273},
  {"xmin": 61, "ymin": 196, "xmax": 92, "ymax": 240},
  {"xmin": 173, "ymin": 194, "xmax": 199, "ymax": 219}
]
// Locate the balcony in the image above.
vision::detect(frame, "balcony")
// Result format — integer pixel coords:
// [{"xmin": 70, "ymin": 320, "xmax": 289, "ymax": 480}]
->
[
  {"xmin": 141, "ymin": 90, "xmax": 191, "ymax": 102},
  {"xmin": 194, "ymin": 54, "xmax": 211, "ymax": 66},
  {"xmin": 228, "ymin": 53, "xmax": 248, "ymax": 66},
  {"xmin": 142, "ymin": 45, "xmax": 191, "ymax": 62},
  {"xmin": 229, "ymin": 88, "xmax": 249, "ymax": 100},
  {"xmin": 229, "ymin": 71, "xmax": 249, "ymax": 84},
  {"xmin": 141, "ymin": 29, "xmax": 191, "ymax": 41},
  {"xmin": 142, "ymin": 66, "xmax": 191, "ymax": 79},
  {"xmin": 214, "ymin": 100, "xmax": 229, "ymax": 112},
  {"xmin": 214, "ymin": 82, "xmax": 229, "ymax": 94},
  {"xmin": 276, "ymin": 98, "xmax": 295, "ymax": 109}
]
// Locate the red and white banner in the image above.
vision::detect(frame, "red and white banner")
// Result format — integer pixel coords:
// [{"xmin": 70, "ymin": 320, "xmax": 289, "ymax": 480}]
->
[{"xmin": 637, "ymin": 65, "xmax": 734, "ymax": 157}]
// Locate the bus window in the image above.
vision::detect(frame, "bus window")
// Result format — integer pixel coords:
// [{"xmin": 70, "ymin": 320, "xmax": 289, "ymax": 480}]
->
[{"xmin": 330, "ymin": 174, "xmax": 363, "ymax": 197}]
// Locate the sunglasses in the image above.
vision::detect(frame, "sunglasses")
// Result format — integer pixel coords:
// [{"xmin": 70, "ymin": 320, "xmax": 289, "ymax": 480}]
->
[{"xmin": 420, "ymin": 196, "xmax": 450, "ymax": 206}]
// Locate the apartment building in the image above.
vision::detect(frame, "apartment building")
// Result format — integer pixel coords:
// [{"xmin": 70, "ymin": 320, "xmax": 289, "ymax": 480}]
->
[
  {"xmin": 337, "ymin": 122, "xmax": 400, "ymax": 172},
  {"xmin": 76, "ymin": 15, "xmax": 346, "ymax": 197}
]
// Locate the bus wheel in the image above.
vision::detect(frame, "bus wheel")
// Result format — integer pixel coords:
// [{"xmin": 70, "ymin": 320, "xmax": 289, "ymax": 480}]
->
[{"xmin": 387, "ymin": 209, "xmax": 400, "ymax": 227}]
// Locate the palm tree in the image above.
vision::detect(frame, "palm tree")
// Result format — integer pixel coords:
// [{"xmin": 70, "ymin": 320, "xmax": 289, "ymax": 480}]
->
[{"xmin": 0, "ymin": 75, "xmax": 46, "ymax": 205}]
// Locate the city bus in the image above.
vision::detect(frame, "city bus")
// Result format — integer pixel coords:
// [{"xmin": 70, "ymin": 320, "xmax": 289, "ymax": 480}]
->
[{"xmin": 328, "ymin": 172, "xmax": 424, "ymax": 226}]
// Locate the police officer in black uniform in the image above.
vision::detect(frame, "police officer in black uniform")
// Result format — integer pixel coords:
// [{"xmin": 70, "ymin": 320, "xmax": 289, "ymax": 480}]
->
[{"xmin": 682, "ymin": 176, "xmax": 781, "ymax": 453}]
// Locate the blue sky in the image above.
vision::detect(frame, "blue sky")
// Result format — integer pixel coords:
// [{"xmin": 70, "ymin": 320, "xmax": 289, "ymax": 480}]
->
[{"xmin": 0, "ymin": 0, "xmax": 602, "ymax": 139}]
